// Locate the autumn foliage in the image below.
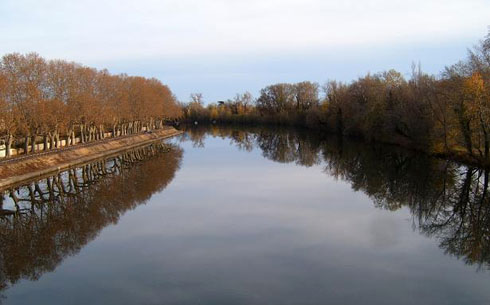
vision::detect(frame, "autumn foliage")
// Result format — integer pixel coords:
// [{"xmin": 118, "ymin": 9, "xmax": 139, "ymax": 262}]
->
[
  {"xmin": 0, "ymin": 53, "xmax": 182, "ymax": 157},
  {"xmin": 182, "ymin": 32, "xmax": 490, "ymax": 166}
]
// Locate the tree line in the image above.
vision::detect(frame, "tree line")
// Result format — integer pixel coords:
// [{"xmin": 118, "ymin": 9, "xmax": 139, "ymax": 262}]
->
[
  {"xmin": 0, "ymin": 53, "xmax": 182, "ymax": 157},
  {"xmin": 182, "ymin": 31, "xmax": 490, "ymax": 166}
]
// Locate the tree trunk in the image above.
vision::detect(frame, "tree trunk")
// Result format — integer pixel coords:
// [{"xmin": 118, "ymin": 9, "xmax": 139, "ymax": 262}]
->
[
  {"xmin": 44, "ymin": 135, "xmax": 49, "ymax": 151},
  {"xmin": 24, "ymin": 136, "xmax": 29, "ymax": 154},
  {"xmin": 55, "ymin": 132, "xmax": 60, "ymax": 148},
  {"xmin": 80, "ymin": 124, "xmax": 85, "ymax": 143},
  {"xmin": 460, "ymin": 117, "xmax": 473, "ymax": 156},
  {"xmin": 67, "ymin": 128, "xmax": 73, "ymax": 146},
  {"xmin": 480, "ymin": 118, "xmax": 489, "ymax": 162},
  {"xmin": 5, "ymin": 134, "xmax": 12, "ymax": 158},
  {"xmin": 485, "ymin": 137, "xmax": 489, "ymax": 162},
  {"xmin": 31, "ymin": 135, "xmax": 36, "ymax": 153},
  {"xmin": 50, "ymin": 133, "xmax": 55, "ymax": 150}
]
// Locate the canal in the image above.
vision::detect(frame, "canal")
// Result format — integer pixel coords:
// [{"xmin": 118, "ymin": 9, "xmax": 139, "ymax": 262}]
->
[{"xmin": 1, "ymin": 126, "xmax": 489, "ymax": 304}]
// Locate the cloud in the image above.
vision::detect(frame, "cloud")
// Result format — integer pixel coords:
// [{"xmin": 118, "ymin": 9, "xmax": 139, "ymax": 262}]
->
[
  {"xmin": 0, "ymin": 0, "xmax": 488, "ymax": 101},
  {"xmin": 1, "ymin": 0, "xmax": 488, "ymax": 61}
]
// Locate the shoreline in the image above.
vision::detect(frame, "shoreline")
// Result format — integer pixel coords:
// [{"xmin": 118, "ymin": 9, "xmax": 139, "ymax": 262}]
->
[
  {"xmin": 183, "ymin": 122, "xmax": 490, "ymax": 169},
  {"xmin": 0, "ymin": 127, "xmax": 183, "ymax": 190}
]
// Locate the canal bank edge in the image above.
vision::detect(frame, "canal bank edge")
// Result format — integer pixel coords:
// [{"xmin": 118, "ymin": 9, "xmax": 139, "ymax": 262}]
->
[{"xmin": 0, "ymin": 127, "xmax": 184, "ymax": 191}]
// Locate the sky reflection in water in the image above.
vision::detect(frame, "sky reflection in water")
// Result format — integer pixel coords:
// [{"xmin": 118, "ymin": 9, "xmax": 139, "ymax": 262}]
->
[{"xmin": 2, "ymin": 127, "xmax": 490, "ymax": 305}]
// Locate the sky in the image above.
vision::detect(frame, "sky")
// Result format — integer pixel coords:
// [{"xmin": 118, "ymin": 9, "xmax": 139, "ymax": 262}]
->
[{"xmin": 0, "ymin": 0, "xmax": 489, "ymax": 102}]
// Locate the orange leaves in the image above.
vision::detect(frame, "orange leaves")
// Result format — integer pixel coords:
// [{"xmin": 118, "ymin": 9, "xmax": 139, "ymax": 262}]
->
[
  {"xmin": 464, "ymin": 73, "xmax": 485, "ymax": 104},
  {"xmin": 463, "ymin": 72, "xmax": 489, "ymax": 123},
  {"xmin": 0, "ymin": 53, "xmax": 180, "ymax": 140}
]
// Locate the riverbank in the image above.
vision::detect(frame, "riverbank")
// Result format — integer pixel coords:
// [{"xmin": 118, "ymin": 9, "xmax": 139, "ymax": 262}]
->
[
  {"xmin": 183, "ymin": 122, "xmax": 490, "ymax": 169},
  {"xmin": 0, "ymin": 127, "xmax": 183, "ymax": 190}
]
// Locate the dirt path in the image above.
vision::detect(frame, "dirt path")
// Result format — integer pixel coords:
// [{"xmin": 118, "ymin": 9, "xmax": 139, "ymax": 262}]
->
[{"xmin": 0, "ymin": 127, "xmax": 183, "ymax": 190}]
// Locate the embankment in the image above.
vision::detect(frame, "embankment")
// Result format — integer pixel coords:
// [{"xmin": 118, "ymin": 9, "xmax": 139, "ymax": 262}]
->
[{"xmin": 0, "ymin": 127, "xmax": 183, "ymax": 190}]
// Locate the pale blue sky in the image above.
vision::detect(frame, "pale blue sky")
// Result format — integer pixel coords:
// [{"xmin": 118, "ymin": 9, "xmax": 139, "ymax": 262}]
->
[{"xmin": 0, "ymin": 0, "xmax": 488, "ymax": 102}]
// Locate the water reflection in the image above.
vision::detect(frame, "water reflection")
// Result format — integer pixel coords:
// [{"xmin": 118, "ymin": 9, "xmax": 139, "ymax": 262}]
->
[
  {"xmin": 0, "ymin": 142, "xmax": 182, "ymax": 296},
  {"xmin": 1, "ymin": 126, "xmax": 489, "ymax": 304},
  {"xmin": 182, "ymin": 126, "xmax": 490, "ymax": 270}
]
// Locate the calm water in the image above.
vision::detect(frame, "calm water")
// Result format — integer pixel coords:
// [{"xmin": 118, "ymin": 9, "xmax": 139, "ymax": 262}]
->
[{"xmin": 1, "ymin": 126, "xmax": 490, "ymax": 305}]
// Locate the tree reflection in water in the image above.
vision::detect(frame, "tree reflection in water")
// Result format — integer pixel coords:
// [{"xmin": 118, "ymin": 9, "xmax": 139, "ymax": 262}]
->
[
  {"xmin": 1, "ymin": 126, "xmax": 489, "ymax": 301},
  {"xmin": 183, "ymin": 126, "xmax": 490, "ymax": 270},
  {"xmin": 0, "ymin": 142, "xmax": 182, "ymax": 295}
]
